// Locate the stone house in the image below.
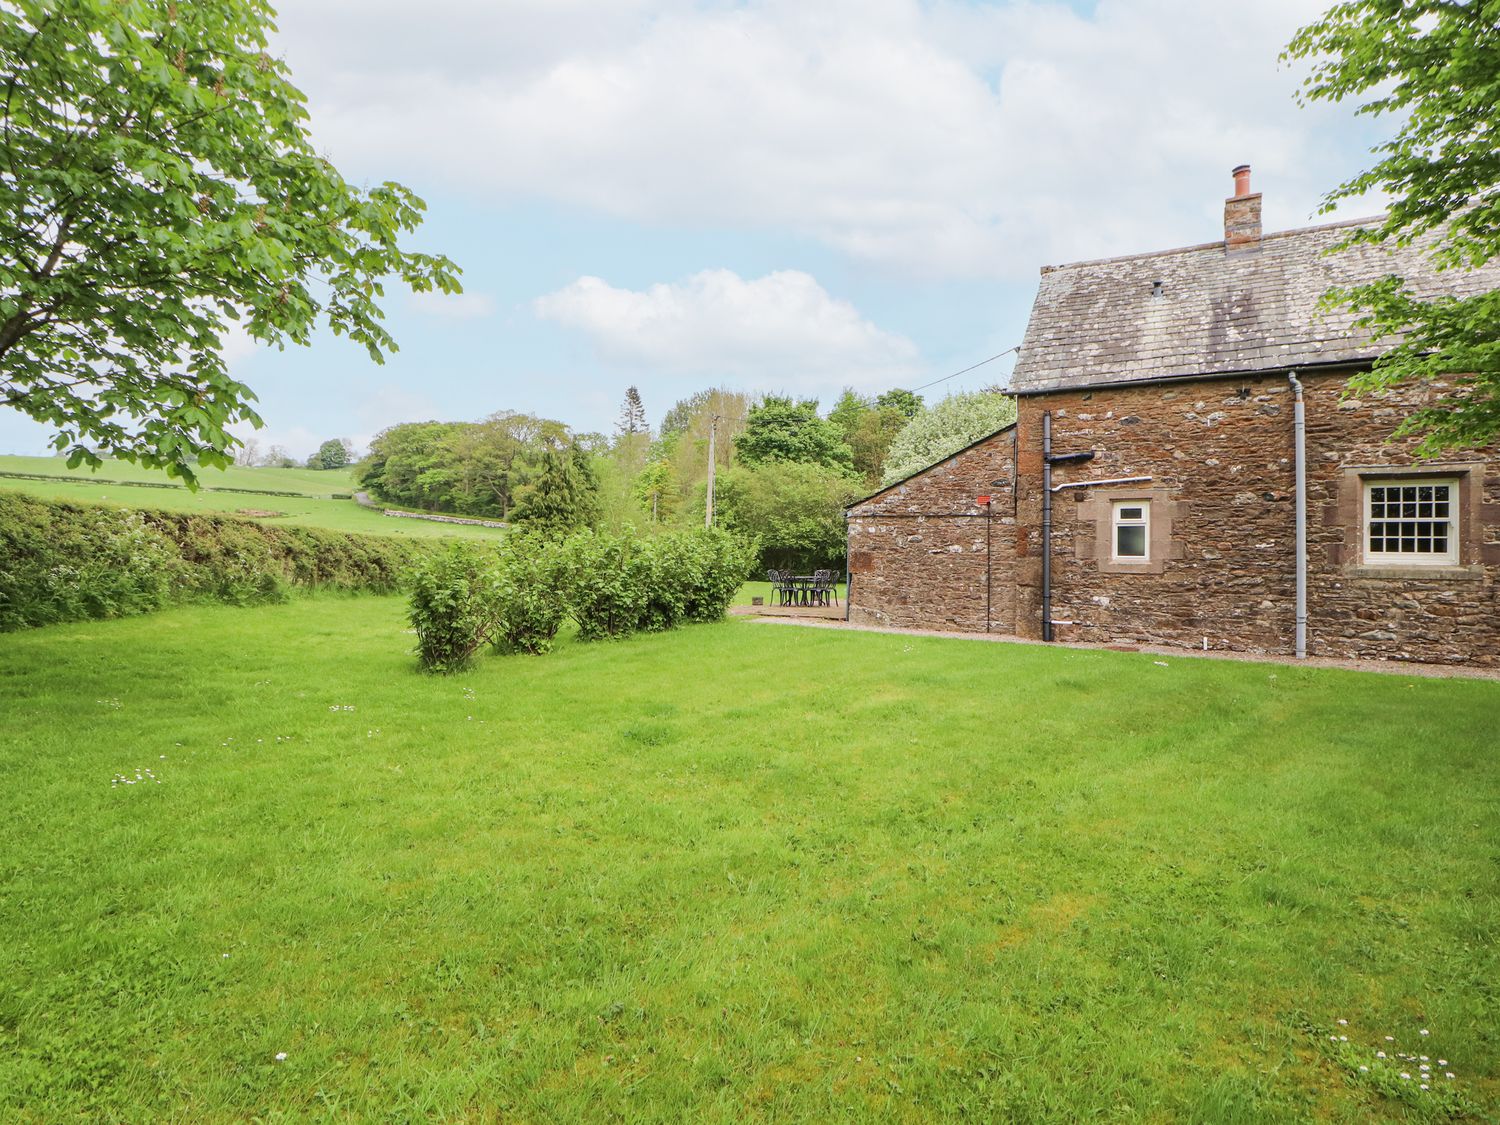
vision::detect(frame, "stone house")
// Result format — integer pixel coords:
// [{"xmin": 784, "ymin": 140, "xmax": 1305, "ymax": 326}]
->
[{"xmin": 846, "ymin": 167, "xmax": 1500, "ymax": 665}]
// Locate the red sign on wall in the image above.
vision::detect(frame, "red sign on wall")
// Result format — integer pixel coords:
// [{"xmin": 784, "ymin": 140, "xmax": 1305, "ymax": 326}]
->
[{"xmin": 976, "ymin": 495, "xmax": 991, "ymax": 505}]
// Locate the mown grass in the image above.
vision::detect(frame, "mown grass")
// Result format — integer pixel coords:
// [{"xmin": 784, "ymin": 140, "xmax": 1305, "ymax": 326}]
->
[
  {"xmin": 0, "ymin": 455, "xmax": 504, "ymax": 540},
  {"xmin": 1, "ymin": 597, "xmax": 1496, "ymax": 1122}
]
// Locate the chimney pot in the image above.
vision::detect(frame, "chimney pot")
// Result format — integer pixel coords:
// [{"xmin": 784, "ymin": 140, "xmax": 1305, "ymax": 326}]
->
[
  {"xmin": 1224, "ymin": 163, "xmax": 1261, "ymax": 253},
  {"xmin": 1232, "ymin": 164, "xmax": 1252, "ymax": 198}
]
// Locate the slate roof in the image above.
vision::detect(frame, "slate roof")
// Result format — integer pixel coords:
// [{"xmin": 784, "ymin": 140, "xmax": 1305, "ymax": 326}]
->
[{"xmin": 1009, "ymin": 216, "xmax": 1500, "ymax": 394}]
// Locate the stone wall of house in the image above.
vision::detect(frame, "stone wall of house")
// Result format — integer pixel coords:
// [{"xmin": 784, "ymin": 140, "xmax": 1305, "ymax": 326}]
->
[
  {"xmin": 1302, "ymin": 378, "xmax": 1500, "ymax": 663},
  {"xmin": 1011, "ymin": 373, "xmax": 1303, "ymax": 655},
  {"xmin": 1012, "ymin": 370, "xmax": 1499, "ymax": 664},
  {"xmin": 847, "ymin": 371, "xmax": 1499, "ymax": 666},
  {"xmin": 846, "ymin": 428, "xmax": 1019, "ymax": 633}
]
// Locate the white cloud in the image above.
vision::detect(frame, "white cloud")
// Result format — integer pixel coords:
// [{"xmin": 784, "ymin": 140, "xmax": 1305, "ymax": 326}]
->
[
  {"xmin": 273, "ymin": 0, "xmax": 1372, "ymax": 279},
  {"xmin": 533, "ymin": 269, "xmax": 921, "ymax": 391},
  {"xmin": 408, "ymin": 290, "xmax": 496, "ymax": 319},
  {"xmin": 229, "ymin": 384, "xmax": 441, "ymax": 462},
  {"xmin": 352, "ymin": 385, "xmax": 443, "ymax": 448},
  {"xmin": 219, "ymin": 320, "xmax": 260, "ymax": 365}
]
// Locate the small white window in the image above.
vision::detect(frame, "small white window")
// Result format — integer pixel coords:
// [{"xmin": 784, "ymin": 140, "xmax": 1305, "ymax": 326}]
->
[
  {"xmin": 1364, "ymin": 479, "xmax": 1458, "ymax": 565},
  {"xmin": 1112, "ymin": 501, "xmax": 1150, "ymax": 561}
]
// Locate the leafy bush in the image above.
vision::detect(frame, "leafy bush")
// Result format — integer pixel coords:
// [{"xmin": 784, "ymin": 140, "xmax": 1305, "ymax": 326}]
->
[
  {"xmin": 401, "ymin": 526, "xmax": 754, "ymax": 670},
  {"xmin": 682, "ymin": 527, "xmax": 758, "ymax": 621},
  {"xmin": 560, "ymin": 527, "xmax": 754, "ymax": 641},
  {"xmin": 0, "ymin": 492, "xmax": 440, "ymax": 632},
  {"xmin": 0, "ymin": 497, "xmax": 181, "ymax": 630},
  {"xmin": 637, "ymin": 526, "xmax": 756, "ymax": 629},
  {"xmin": 558, "ymin": 529, "xmax": 646, "ymax": 642},
  {"xmin": 488, "ymin": 534, "xmax": 568, "ymax": 655},
  {"xmin": 881, "ymin": 391, "xmax": 1016, "ymax": 486},
  {"xmin": 713, "ymin": 460, "xmax": 858, "ymax": 572},
  {"xmin": 406, "ymin": 545, "xmax": 497, "ymax": 673}
]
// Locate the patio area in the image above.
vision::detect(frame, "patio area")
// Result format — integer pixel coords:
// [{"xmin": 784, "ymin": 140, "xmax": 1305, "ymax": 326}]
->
[
  {"xmin": 732, "ymin": 601, "xmax": 846, "ymax": 621},
  {"xmin": 736, "ymin": 570, "xmax": 846, "ymax": 620}
]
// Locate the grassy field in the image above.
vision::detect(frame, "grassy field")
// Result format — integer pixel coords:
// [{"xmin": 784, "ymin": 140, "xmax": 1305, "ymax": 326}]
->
[
  {"xmin": 0, "ymin": 454, "xmax": 505, "ymax": 540},
  {"xmin": 1, "ymin": 597, "xmax": 1496, "ymax": 1121}
]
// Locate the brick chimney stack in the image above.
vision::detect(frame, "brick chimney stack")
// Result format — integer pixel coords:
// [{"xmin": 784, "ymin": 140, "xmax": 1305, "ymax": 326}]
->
[{"xmin": 1224, "ymin": 163, "xmax": 1262, "ymax": 252}]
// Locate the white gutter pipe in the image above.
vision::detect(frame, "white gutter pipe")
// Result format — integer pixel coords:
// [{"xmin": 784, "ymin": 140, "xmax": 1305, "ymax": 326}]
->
[
  {"xmin": 1050, "ymin": 475, "xmax": 1153, "ymax": 493},
  {"xmin": 1288, "ymin": 371, "xmax": 1307, "ymax": 659}
]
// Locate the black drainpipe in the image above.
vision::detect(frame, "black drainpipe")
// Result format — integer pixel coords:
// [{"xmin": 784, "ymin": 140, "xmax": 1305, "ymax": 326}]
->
[
  {"xmin": 985, "ymin": 497, "xmax": 993, "ymax": 633},
  {"xmin": 1040, "ymin": 410, "xmax": 1097, "ymax": 642},
  {"xmin": 843, "ymin": 509, "xmax": 852, "ymax": 621},
  {"xmin": 1042, "ymin": 412, "xmax": 1053, "ymax": 641}
]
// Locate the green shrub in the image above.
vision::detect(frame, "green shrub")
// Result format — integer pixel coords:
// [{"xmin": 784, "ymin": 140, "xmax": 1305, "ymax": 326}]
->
[
  {"xmin": 0, "ymin": 495, "xmax": 182, "ymax": 630},
  {"xmin": 560, "ymin": 527, "xmax": 754, "ymax": 641},
  {"xmin": 682, "ymin": 527, "xmax": 758, "ymax": 622},
  {"xmin": 398, "ymin": 525, "xmax": 754, "ymax": 669},
  {"xmin": 634, "ymin": 534, "xmax": 687, "ymax": 632},
  {"xmin": 558, "ymin": 529, "xmax": 649, "ymax": 641},
  {"xmin": 488, "ymin": 534, "xmax": 568, "ymax": 655},
  {"xmin": 0, "ymin": 492, "xmax": 441, "ymax": 632},
  {"xmin": 406, "ymin": 545, "xmax": 497, "ymax": 673},
  {"xmin": 142, "ymin": 512, "xmax": 430, "ymax": 597}
]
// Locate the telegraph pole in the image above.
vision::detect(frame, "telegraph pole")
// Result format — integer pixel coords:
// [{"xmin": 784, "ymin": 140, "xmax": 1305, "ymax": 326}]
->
[{"xmin": 705, "ymin": 414, "xmax": 718, "ymax": 528}]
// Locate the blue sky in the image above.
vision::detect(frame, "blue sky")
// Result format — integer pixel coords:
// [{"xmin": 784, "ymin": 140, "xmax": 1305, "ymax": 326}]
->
[{"xmin": 1, "ymin": 0, "xmax": 1389, "ymax": 459}]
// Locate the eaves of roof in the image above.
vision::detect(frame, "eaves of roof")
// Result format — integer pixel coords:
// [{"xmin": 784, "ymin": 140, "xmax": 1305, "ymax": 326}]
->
[{"xmin": 1009, "ymin": 356, "xmax": 1375, "ymax": 397}]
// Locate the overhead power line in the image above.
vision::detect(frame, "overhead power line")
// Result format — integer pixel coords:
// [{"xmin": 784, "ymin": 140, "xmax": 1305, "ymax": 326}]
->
[{"xmin": 908, "ymin": 345, "xmax": 1020, "ymax": 394}]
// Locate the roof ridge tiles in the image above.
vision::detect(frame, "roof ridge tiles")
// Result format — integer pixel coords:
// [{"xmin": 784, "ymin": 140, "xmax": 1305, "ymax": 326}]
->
[{"xmin": 1038, "ymin": 213, "xmax": 1387, "ymax": 274}]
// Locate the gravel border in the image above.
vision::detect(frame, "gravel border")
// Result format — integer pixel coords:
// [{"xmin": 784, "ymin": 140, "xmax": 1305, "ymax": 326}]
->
[{"xmin": 730, "ymin": 607, "xmax": 1500, "ymax": 682}]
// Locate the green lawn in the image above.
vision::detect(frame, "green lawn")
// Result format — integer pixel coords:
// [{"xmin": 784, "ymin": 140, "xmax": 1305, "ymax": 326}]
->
[
  {"xmin": 1, "ymin": 597, "xmax": 1496, "ymax": 1121},
  {"xmin": 0, "ymin": 454, "xmax": 505, "ymax": 540}
]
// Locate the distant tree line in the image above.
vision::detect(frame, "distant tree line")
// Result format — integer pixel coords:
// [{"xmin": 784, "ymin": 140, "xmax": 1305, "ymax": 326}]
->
[
  {"xmin": 351, "ymin": 382, "xmax": 1016, "ymax": 569},
  {"xmin": 356, "ymin": 412, "xmax": 599, "ymax": 533},
  {"xmin": 234, "ymin": 437, "xmax": 355, "ymax": 470}
]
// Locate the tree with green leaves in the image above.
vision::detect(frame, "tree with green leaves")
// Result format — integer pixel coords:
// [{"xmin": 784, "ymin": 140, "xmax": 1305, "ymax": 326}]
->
[
  {"xmin": 735, "ymin": 396, "xmax": 852, "ymax": 470},
  {"xmin": 875, "ymin": 388, "xmax": 923, "ymax": 419},
  {"xmin": 1285, "ymin": 2, "xmax": 1500, "ymax": 453},
  {"xmin": 827, "ymin": 388, "xmax": 910, "ymax": 486},
  {"xmin": 827, "ymin": 389, "xmax": 872, "ymax": 441},
  {"xmin": 616, "ymin": 386, "xmax": 647, "ymax": 440},
  {"xmin": 356, "ymin": 421, "xmax": 465, "ymax": 510},
  {"xmin": 611, "ymin": 384, "xmax": 650, "ymax": 487},
  {"xmin": 0, "ymin": 0, "xmax": 460, "ymax": 484},
  {"xmin": 654, "ymin": 387, "xmax": 750, "ymax": 516},
  {"xmin": 713, "ymin": 460, "xmax": 859, "ymax": 572},
  {"xmin": 314, "ymin": 438, "xmax": 351, "ymax": 470},
  {"xmin": 633, "ymin": 458, "xmax": 676, "ymax": 523},
  {"xmin": 848, "ymin": 405, "xmax": 909, "ymax": 486},
  {"xmin": 881, "ymin": 391, "xmax": 1016, "ymax": 486},
  {"xmin": 511, "ymin": 441, "xmax": 599, "ymax": 536}
]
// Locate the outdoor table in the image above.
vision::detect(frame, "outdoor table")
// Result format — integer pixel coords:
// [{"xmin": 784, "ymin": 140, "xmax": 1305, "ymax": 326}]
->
[{"xmin": 774, "ymin": 575, "xmax": 840, "ymax": 607}]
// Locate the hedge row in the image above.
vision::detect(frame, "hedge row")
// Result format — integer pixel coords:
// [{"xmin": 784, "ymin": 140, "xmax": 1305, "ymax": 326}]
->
[
  {"xmin": 0, "ymin": 468, "xmax": 310, "ymax": 497},
  {"xmin": 0, "ymin": 492, "xmax": 442, "ymax": 631},
  {"xmin": 408, "ymin": 527, "xmax": 757, "ymax": 673}
]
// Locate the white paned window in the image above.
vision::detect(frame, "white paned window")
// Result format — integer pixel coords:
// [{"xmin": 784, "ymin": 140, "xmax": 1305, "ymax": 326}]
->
[
  {"xmin": 1364, "ymin": 479, "xmax": 1458, "ymax": 565},
  {"xmin": 1112, "ymin": 501, "xmax": 1150, "ymax": 561}
]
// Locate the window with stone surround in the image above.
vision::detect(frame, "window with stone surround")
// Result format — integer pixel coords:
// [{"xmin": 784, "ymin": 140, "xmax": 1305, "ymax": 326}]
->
[
  {"xmin": 1076, "ymin": 488, "xmax": 1182, "ymax": 575},
  {"xmin": 1111, "ymin": 501, "xmax": 1150, "ymax": 561},
  {"xmin": 1363, "ymin": 478, "xmax": 1458, "ymax": 566}
]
